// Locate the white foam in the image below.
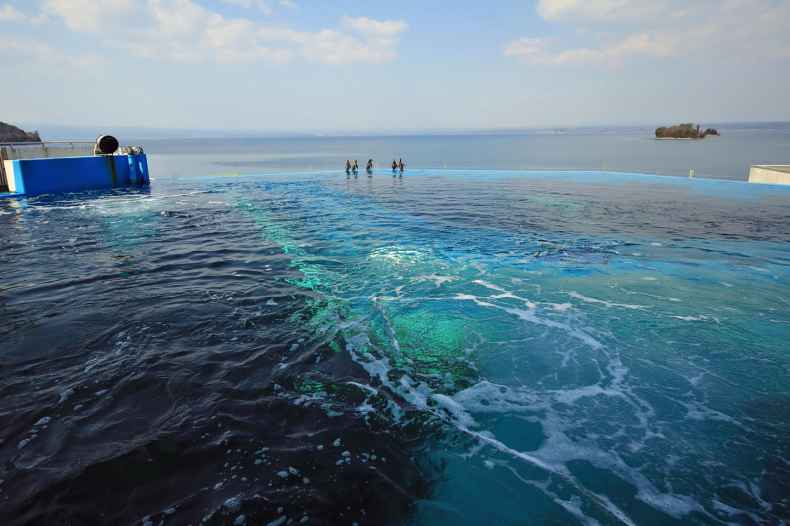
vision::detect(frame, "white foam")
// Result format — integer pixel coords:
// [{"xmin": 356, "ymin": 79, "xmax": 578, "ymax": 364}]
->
[
  {"xmin": 505, "ymin": 307, "xmax": 604, "ymax": 350},
  {"xmin": 346, "ymin": 382, "xmax": 377, "ymax": 396},
  {"xmin": 681, "ymin": 401, "xmax": 751, "ymax": 430},
  {"xmin": 293, "ymin": 392, "xmax": 327, "ymax": 406},
  {"xmin": 58, "ymin": 389, "xmax": 75, "ymax": 403},
  {"xmin": 670, "ymin": 315, "xmax": 709, "ymax": 322},
  {"xmin": 430, "ymin": 393, "xmax": 478, "ymax": 428},
  {"xmin": 416, "ymin": 274, "xmax": 454, "ymax": 288},
  {"xmin": 566, "ymin": 291, "xmax": 652, "ymax": 311},
  {"xmin": 19, "ymin": 435, "xmax": 36, "ymax": 450},
  {"xmin": 442, "ymin": 373, "xmax": 710, "ymax": 521}
]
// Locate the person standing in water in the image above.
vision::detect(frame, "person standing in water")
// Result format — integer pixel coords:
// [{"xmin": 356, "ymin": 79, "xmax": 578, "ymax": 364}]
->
[
  {"xmin": 398, "ymin": 158, "xmax": 405, "ymax": 172},
  {"xmin": 345, "ymin": 160, "xmax": 351, "ymax": 171},
  {"xmin": 391, "ymin": 159, "xmax": 397, "ymax": 170},
  {"xmin": 366, "ymin": 159, "xmax": 373, "ymax": 170},
  {"xmin": 352, "ymin": 159, "xmax": 359, "ymax": 171}
]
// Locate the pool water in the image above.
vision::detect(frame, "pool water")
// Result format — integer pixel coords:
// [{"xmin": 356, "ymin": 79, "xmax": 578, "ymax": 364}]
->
[{"xmin": 1, "ymin": 170, "xmax": 789, "ymax": 526}]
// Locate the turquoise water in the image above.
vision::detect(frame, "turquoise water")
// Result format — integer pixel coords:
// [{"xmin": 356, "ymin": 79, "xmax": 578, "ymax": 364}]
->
[
  {"xmin": 1, "ymin": 169, "xmax": 789, "ymax": 525},
  {"xmin": 203, "ymin": 169, "xmax": 790, "ymax": 524}
]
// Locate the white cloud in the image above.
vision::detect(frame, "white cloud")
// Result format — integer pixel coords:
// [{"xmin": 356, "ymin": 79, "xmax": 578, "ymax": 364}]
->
[
  {"xmin": 504, "ymin": 33, "xmax": 675, "ymax": 66},
  {"xmin": 0, "ymin": 4, "xmax": 26, "ymax": 22},
  {"xmin": 221, "ymin": 0, "xmax": 272, "ymax": 15},
  {"xmin": 536, "ymin": 0, "xmax": 669, "ymax": 23},
  {"xmin": 340, "ymin": 15, "xmax": 409, "ymax": 56},
  {"xmin": 507, "ymin": 0, "xmax": 790, "ymax": 66},
  {"xmin": 0, "ymin": 35, "xmax": 101, "ymax": 70},
  {"xmin": 503, "ymin": 37, "xmax": 553, "ymax": 60},
  {"xmin": 38, "ymin": 0, "xmax": 408, "ymax": 65},
  {"xmin": 279, "ymin": 0, "xmax": 297, "ymax": 9}
]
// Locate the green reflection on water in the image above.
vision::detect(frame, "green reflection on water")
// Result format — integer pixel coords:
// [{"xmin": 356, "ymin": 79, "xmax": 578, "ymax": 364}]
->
[{"xmin": 229, "ymin": 189, "xmax": 484, "ymax": 394}]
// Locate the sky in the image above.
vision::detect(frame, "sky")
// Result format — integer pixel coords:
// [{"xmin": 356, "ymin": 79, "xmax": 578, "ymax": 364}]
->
[{"xmin": 1, "ymin": 0, "xmax": 789, "ymax": 132}]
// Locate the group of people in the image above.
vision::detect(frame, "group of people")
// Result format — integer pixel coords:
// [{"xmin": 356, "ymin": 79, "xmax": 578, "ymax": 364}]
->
[{"xmin": 345, "ymin": 158, "xmax": 405, "ymax": 174}]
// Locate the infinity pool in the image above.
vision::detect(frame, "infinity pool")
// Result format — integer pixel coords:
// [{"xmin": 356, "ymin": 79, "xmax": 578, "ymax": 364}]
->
[{"xmin": 1, "ymin": 170, "xmax": 789, "ymax": 526}]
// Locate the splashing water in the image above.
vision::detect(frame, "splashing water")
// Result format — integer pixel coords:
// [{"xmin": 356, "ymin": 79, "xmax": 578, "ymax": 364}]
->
[{"xmin": 1, "ymin": 170, "xmax": 789, "ymax": 525}]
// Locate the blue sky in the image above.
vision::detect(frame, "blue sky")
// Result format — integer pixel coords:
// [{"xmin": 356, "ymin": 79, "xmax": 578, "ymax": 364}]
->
[{"xmin": 1, "ymin": 0, "xmax": 789, "ymax": 131}]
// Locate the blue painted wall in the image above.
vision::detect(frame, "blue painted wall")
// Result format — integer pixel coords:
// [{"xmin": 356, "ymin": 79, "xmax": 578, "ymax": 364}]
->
[{"xmin": 10, "ymin": 154, "xmax": 149, "ymax": 196}]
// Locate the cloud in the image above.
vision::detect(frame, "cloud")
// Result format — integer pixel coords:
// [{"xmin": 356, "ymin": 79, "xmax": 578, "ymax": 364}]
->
[
  {"xmin": 37, "ymin": 0, "xmax": 407, "ymax": 65},
  {"xmin": 535, "ymin": 0, "xmax": 669, "ymax": 23},
  {"xmin": 0, "ymin": 35, "xmax": 101, "ymax": 70},
  {"xmin": 0, "ymin": 4, "xmax": 26, "ymax": 22},
  {"xmin": 340, "ymin": 15, "xmax": 409, "ymax": 55},
  {"xmin": 503, "ymin": 37, "xmax": 553, "ymax": 60},
  {"xmin": 504, "ymin": 33, "xmax": 675, "ymax": 66},
  {"xmin": 506, "ymin": 0, "xmax": 790, "ymax": 66},
  {"xmin": 279, "ymin": 0, "xmax": 297, "ymax": 9},
  {"xmin": 221, "ymin": 0, "xmax": 272, "ymax": 15}
]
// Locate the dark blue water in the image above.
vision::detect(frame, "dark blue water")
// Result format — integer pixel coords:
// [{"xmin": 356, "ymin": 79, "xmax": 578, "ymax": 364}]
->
[{"xmin": 1, "ymin": 166, "xmax": 790, "ymax": 526}]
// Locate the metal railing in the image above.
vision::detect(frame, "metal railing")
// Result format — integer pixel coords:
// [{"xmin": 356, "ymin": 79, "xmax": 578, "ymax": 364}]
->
[{"xmin": 0, "ymin": 142, "xmax": 97, "ymax": 190}]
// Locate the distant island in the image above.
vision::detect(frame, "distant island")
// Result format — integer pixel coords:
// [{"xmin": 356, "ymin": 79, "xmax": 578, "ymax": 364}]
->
[
  {"xmin": 0, "ymin": 122, "xmax": 42, "ymax": 143},
  {"xmin": 654, "ymin": 123, "xmax": 720, "ymax": 139}
]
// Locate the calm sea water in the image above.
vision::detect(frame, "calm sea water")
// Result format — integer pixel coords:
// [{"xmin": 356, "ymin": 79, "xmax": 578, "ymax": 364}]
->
[
  {"xmin": 1, "ymin": 143, "xmax": 790, "ymax": 526},
  {"xmin": 140, "ymin": 131, "xmax": 790, "ymax": 181}
]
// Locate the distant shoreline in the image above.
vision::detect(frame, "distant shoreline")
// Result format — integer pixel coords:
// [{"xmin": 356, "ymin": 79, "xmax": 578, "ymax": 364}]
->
[{"xmin": 646, "ymin": 136, "xmax": 723, "ymax": 140}]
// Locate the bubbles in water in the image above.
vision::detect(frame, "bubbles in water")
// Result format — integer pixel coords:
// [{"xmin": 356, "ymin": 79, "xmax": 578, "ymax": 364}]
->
[{"xmin": 224, "ymin": 498, "xmax": 241, "ymax": 513}]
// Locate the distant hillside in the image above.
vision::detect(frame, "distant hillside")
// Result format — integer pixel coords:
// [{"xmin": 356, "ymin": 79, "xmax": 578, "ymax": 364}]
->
[{"xmin": 0, "ymin": 122, "xmax": 41, "ymax": 143}]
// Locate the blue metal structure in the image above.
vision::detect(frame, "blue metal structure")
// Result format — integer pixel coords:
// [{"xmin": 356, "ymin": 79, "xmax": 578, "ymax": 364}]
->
[
  {"xmin": 0, "ymin": 139, "xmax": 149, "ymax": 197},
  {"xmin": 4, "ymin": 154, "xmax": 149, "ymax": 196}
]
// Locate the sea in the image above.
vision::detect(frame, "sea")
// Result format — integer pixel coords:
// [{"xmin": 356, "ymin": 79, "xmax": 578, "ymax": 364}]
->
[
  {"xmin": 1, "ymin": 131, "xmax": 790, "ymax": 526},
  {"xmin": 140, "ymin": 130, "xmax": 790, "ymax": 181}
]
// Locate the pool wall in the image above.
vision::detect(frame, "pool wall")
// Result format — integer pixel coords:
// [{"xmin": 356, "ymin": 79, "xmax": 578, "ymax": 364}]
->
[
  {"xmin": 3, "ymin": 154, "xmax": 149, "ymax": 196},
  {"xmin": 749, "ymin": 164, "xmax": 790, "ymax": 185}
]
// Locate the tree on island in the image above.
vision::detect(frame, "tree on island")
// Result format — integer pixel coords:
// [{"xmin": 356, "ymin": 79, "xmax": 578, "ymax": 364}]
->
[
  {"xmin": 0, "ymin": 122, "xmax": 42, "ymax": 143},
  {"xmin": 654, "ymin": 124, "xmax": 720, "ymax": 139}
]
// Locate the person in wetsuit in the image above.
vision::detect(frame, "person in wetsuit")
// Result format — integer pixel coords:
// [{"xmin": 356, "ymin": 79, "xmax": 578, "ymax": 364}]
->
[
  {"xmin": 345, "ymin": 160, "xmax": 351, "ymax": 171},
  {"xmin": 398, "ymin": 158, "xmax": 405, "ymax": 171},
  {"xmin": 392, "ymin": 159, "xmax": 397, "ymax": 170},
  {"xmin": 352, "ymin": 159, "xmax": 359, "ymax": 171},
  {"xmin": 366, "ymin": 159, "xmax": 373, "ymax": 170}
]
